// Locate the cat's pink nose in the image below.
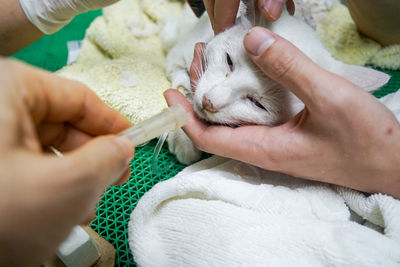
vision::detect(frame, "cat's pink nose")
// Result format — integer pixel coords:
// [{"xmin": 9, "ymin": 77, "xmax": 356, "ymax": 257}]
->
[{"xmin": 202, "ymin": 95, "xmax": 217, "ymax": 113}]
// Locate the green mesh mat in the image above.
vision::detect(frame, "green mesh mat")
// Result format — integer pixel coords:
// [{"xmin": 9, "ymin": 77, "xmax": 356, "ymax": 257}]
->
[
  {"xmin": 12, "ymin": 11, "xmax": 400, "ymax": 267},
  {"xmin": 91, "ymin": 139, "xmax": 186, "ymax": 266},
  {"xmin": 373, "ymin": 68, "xmax": 400, "ymax": 98}
]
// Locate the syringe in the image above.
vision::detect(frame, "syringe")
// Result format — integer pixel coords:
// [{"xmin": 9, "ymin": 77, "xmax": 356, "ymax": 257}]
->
[{"xmin": 119, "ymin": 105, "xmax": 187, "ymax": 146}]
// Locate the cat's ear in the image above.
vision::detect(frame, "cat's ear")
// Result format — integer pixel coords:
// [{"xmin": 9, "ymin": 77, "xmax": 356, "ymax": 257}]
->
[{"xmin": 335, "ymin": 64, "xmax": 390, "ymax": 92}]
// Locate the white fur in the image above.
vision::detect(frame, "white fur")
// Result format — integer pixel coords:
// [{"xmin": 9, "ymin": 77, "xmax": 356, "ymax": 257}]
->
[{"xmin": 166, "ymin": 1, "xmax": 390, "ymax": 165}]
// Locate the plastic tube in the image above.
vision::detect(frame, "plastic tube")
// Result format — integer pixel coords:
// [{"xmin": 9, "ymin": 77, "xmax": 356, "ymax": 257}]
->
[
  {"xmin": 151, "ymin": 132, "xmax": 170, "ymax": 175},
  {"xmin": 119, "ymin": 105, "xmax": 187, "ymax": 146}
]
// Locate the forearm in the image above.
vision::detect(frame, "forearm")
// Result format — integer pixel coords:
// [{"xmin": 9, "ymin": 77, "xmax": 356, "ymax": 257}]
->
[
  {"xmin": 0, "ymin": 0, "xmax": 43, "ymax": 56},
  {"xmin": 346, "ymin": 0, "xmax": 400, "ymax": 46}
]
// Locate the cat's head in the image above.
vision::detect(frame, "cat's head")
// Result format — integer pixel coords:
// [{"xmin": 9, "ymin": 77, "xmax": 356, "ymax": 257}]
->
[{"xmin": 191, "ymin": 18, "xmax": 299, "ymax": 126}]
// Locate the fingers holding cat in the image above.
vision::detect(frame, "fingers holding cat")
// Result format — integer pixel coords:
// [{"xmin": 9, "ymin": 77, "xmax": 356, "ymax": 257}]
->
[
  {"xmin": 204, "ymin": 0, "xmax": 240, "ymax": 34},
  {"xmin": 204, "ymin": 0, "xmax": 295, "ymax": 34}
]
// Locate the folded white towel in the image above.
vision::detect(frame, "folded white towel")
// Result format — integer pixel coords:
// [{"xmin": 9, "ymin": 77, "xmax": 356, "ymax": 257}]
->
[{"xmin": 128, "ymin": 90, "xmax": 400, "ymax": 267}]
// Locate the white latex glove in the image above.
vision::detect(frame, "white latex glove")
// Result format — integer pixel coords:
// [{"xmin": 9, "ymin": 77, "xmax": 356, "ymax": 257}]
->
[{"xmin": 19, "ymin": 0, "xmax": 119, "ymax": 34}]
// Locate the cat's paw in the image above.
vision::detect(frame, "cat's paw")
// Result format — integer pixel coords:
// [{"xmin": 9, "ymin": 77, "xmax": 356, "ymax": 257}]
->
[
  {"xmin": 170, "ymin": 70, "xmax": 191, "ymax": 97},
  {"xmin": 167, "ymin": 129, "xmax": 202, "ymax": 165}
]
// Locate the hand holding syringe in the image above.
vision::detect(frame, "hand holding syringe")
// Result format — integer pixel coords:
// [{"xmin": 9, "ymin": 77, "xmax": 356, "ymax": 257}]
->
[{"xmin": 55, "ymin": 105, "xmax": 187, "ymax": 264}]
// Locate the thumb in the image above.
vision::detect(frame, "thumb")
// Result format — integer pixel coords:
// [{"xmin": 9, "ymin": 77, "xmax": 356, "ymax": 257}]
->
[
  {"xmin": 64, "ymin": 135, "xmax": 134, "ymax": 187},
  {"xmin": 243, "ymin": 26, "xmax": 341, "ymax": 109}
]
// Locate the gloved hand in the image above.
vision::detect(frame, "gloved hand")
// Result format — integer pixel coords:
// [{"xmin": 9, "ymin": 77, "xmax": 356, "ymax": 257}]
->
[{"xmin": 19, "ymin": 0, "xmax": 119, "ymax": 34}]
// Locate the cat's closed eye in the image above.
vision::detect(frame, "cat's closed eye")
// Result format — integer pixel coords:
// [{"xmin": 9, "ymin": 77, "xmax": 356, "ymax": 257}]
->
[
  {"xmin": 247, "ymin": 96, "xmax": 266, "ymax": 111},
  {"xmin": 226, "ymin": 53, "xmax": 234, "ymax": 72}
]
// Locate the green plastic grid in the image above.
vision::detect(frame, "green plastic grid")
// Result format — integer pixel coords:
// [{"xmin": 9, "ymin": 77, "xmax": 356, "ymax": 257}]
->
[
  {"xmin": 91, "ymin": 140, "xmax": 186, "ymax": 266},
  {"xmin": 11, "ymin": 10, "xmax": 400, "ymax": 267},
  {"xmin": 13, "ymin": 10, "xmax": 102, "ymax": 71},
  {"xmin": 373, "ymin": 68, "xmax": 400, "ymax": 98}
]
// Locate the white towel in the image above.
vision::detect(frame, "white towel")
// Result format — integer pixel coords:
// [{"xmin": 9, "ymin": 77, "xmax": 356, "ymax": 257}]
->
[{"xmin": 128, "ymin": 90, "xmax": 400, "ymax": 267}]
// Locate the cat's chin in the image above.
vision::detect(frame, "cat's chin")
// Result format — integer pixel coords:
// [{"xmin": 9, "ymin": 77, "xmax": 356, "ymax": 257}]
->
[
  {"xmin": 193, "ymin": 109, "xmax": 237, "ymax": 127},
  {"xmin": 193, "ymin": 105, "xmax": 236, "ymax": 126},
  {"xmin": 197, "ymin": 113, "xmax": 288, "ymax": 127},
  {"xmin": 193, "ymin": 100, "xmax": 285, "ymax": 126},
  {"xmin": 194, "ymin": 110, "xmax": 268, "ymax": 127}
]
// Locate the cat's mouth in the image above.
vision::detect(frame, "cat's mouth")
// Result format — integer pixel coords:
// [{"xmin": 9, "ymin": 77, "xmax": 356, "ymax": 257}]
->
[
  {"xmin": 193, "ymin": 103, "xmax": 261, "ymax": 127},
  {"xmin": 193, "ymin": 103, "xmax": 287, "ymax": 127},
  {"xmin": 193, "ymin": 103, "xmax": 230, "ymax": 126},
  {"xmin": 192, "ymin": 103, "xmax": 212, "ymax": 122}
]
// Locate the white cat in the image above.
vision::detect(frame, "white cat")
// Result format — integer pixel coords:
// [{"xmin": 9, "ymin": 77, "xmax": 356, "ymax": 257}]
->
[{"xmin": 165, "ymin": 0, "xmax": 390, "ymax": 165}]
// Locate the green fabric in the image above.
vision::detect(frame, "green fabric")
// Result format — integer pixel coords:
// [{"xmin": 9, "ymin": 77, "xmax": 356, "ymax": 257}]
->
[
  {"xmin": 12, "ymin": 11, "xmax": 400, "ymax": 267},
  {"xmin": 13, "ymin": 10, "xmax": 102, "ymax": 71}
]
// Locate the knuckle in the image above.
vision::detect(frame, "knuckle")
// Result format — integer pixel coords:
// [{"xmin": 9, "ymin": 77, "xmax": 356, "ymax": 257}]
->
[
  {"xmin": 258, "ymin": 131, "xmax": 299, "ymax": 170},
  {"xmin": 258, "ymin": 144, "xmax": 283, "ymax": 170},
  {"xmin": 315, "ymin": 94, "xmax": 339, "ymax": 117},
  {"xmin": 193, "ymin": 140, "xmax": 205, "ymax": 152},
  {"xmin": 189, "ymin": 134, "xmax": 203, "ymax": 151},
  {"xmin": 316, "ymin": 87, "xmax": 353, "ymax": 118},
  {"xmin": 192, "ymin": 131, "xmax": 209, "ymax": 152}
]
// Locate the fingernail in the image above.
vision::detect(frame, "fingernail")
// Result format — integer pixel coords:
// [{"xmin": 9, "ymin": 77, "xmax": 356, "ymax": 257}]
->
[
  {"xmin": 245, "ymin": 27, "xmax": 276, "ymax": 56},
  {"xmin": 115, "ymin": 136, "xmax": 134, "ymax": 164},
  {"xmin": 261, "ymin": 0, "xmax": 284, "ymax": 20}
]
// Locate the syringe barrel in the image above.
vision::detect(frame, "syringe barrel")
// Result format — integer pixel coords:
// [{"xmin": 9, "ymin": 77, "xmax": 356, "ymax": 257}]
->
[{"xmin": 119, "ymin": 105, "xmax": 187, "ymax": 146}]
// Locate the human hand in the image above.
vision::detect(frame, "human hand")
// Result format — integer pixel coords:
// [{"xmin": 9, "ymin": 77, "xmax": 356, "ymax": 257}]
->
[
  {"xmin": 204, "ymin": 0, "xmax": 295, "ymax": 34},
  {"xmin": 18, "ymin": 0, "xmax": 120, "ymax": 34},
  {"xmin": 0, "ymin": 59, "xmax": 134, "ymax": 266},
  {"xmin": 164, "ymin": 27, "xmax": 400, "ymax": 199}
]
